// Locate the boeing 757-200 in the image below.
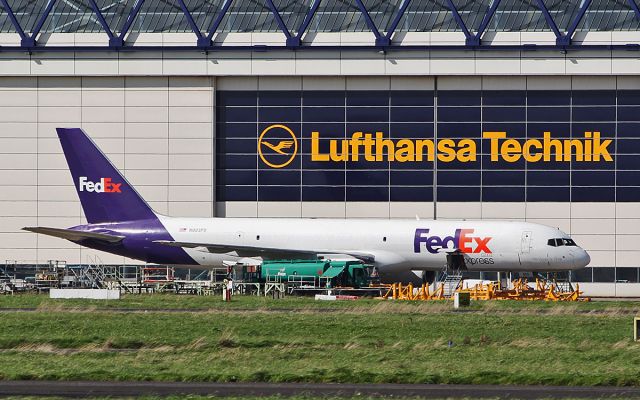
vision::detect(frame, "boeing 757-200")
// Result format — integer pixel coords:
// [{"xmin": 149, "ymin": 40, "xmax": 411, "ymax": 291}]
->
[{"xmin": 23, "ymin": 128, "xmax": 590, "ymax": 283}]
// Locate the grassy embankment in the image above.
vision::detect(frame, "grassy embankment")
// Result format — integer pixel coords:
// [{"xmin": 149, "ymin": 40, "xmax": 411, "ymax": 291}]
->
[{"xmin": 0, "ymin": 294, "xmax": 639, "ymax": 386}]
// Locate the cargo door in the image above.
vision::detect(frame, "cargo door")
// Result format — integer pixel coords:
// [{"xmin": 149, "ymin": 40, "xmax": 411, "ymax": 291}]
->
[{"xmin": 521, "ymin": 231, "xmax": 532, "ymax": 254}]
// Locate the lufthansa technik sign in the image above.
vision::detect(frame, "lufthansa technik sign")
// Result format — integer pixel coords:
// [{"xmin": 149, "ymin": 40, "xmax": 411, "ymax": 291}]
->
[{"xmin": 258, "ymin": 124, "xmax": 613, "ymax": 168}]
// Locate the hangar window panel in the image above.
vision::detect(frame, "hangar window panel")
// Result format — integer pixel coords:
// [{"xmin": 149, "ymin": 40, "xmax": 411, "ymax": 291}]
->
[
  {"xmin": 346, "ymin": 158, "xmax": 388, "ymax": 170},
  {"xmin": 526, "ymin": 186, "xmax": 570, "ymax": 201},
  {"xmin": 613, "ymin": 139, "xmax": 640, "ymax": 154},
  {"xmin": 483, "ymin": 90, "xmax": 527, "ymax": 106},
  {"xmin": 483, "ymin": 106, "xmax": 526, "ymax": 122},
  {"xmin": 390, "ymin": 158, "xmax": 434, "ymax": 170},
  {"xmin": 346, "ymin": 186, "xmax": 389, "ymax": 201},
  {"xmin": 438, "ymin": 91, "xmax": 481, "ymax": 106},
  {"xmin": 303, "ymin": 107, "xmax": 346, "ymax": 123},
  {"xmin": 571, "ymin": 267, "xmax": 593, "ymax": 282},
  {"xmin": 481, "ymin": 155, "xmax": 526, "ymax": 170},
  {"xmin": 302, "ymin": 170, "xmax": 345, "ymax": 186},
  {"xmin": 483, "ymin": 122, "xmax": 526, "ymax": 138},
  {"xmin": 527, "ymin": 122, "xmax": 571, "ymax": 138},
  {"xmin": 259, "ymin": 186, "xmax": 301, "ymax": 201},
  {"xmin": 437, "ymin": 186, "xmax": 481, "ymax": 201},
  {"xmin": 217, "ymin": 185, "xmax": 257, "ymax": 201},
  {"xmin": 573, "ymin": 90, "xmax": 616, "ymax": 105},
  {"xmin": 617, "ymin": 122, "xmax": 640, "ymax": 138},
  {"xmin": 572, "ymin": 106, "xmax": 616, "ymax": 122},
  {"xmin": 572, "ymin": 186, "xmax": 615, "ymax": 202},
  {"xmin": 217, "ymin": 91, "xmax": 258, "ymax": 106},
  {"xmin": 259, "ymin": 91, "xmax": 301, "ymax": 106},
  {"xmin": 572, "ymin": 170, "xmax": 614, "ymax": 186},
  {"xmin": 390, "ymin": 107, "xmax": 434, "ymax": 123},
  {"xmin": 526, "ymin": 159, "xmax": 571, "ymax": 170},
  {"xmin": 390, "ymin": 122, "xmax": 435, "ymax": 139},
  {"xmin": 527, "ymin": 91, "xmax": 571, "ymax": 106},
  {"xmin": 438, "ymin": 123, "xmax": 482, "ymax": 138},
  {"xmin": 216, "ymin": 138, "xmax": 257, "ymax": 153},
  {"xmin": 618, "ymin": 91, "xmax": 640, "ymax": 106},
  {"xmin": 258, "ymin": 170, "xmax": 301, "ymax": 185},
  {"xmin": 615, "ymin": 155, "xmax": 640, "ymax": 170},
  {"xmin": 390, "ymin": 186, "xmax": 433, "ymax": 201},
  {"xmin": 218, "ymin": 154, "xmax": 257, "ymax": 169},
  {"xmin": 217, "ymin": 170, "xmax": 257, "ymax": 186},
  {"xmin": 438, "ymin": 170, "xmax": 480, "ymax": 186},
  {"xmin": 527, "ymin": 107, "xmax": 571, "ymax": 122},
  {"xmin": 390, "ymin": 170, "xmax": 434, "ymax": 185},
  {"xmin": 617, "ymin": 187, "xmax": 640, "ymax": 201},
  {"xmin": 302, "ymin": 156, "xmax": 346, "ymax": 170},
  {"xmin": 437, "ymin": 158, "xmax": 482, "ymax": 170},
  {"xmin": 347, "ymin": 91, "xmax": 389, "ymax": 106},
  {"xmin": 527, "ymin": 170, "xmax": 570, "ymax": 186},
  {"xmin": 617, "ymin": 106, "xmax": 640, "ymax": 122},
  {"xmin": 301, "ymin": 123, "xmax": 345, "ymax": 145},
  {"xmin": 303, "ymin": 91, "xmax": 345, "ymax": 106},
  {"xmin": 259, "ymin": 107, "xmax": 302, "ymax": 123},
  {"xmin": 572, "ymin": 122, "xmax": 615, "ymax": 137},
  {"xmin": 615, "ymin": 267, "xmax": 639, "ymax": 283},
  {"xmin": 570, "ymin": 155, "xmax": 616, "ymax": 169},
  {"xmin": 217, "ymin": 123, "xmax": 258, "ymax": 138},
  {"xmin": 593, "ymin": 267, "xmax": 616, "ymax": 282},
  {"xmin": 346, "ymin": 123, "xmax": 389, "ymax": 135},
  {"xmin": 482, "ymin": 186, "xmax": 525, "ymax": 202},
  {"xmin": 438, "ymin": 107, "xmax": 481, "ymax": 122},
  {"xmin": 218, "ymin": 107, "xmax": 257, "ymax": 122},
  {"xmin": 302, "ymin": 186, "xmax": 345, "ymax": 201},
  {"xmin": 617, "ymin": 170, "xmax": 640, "ymax": 186},
  {"xmin": 482, "ymin": 170, "xmax": 525, "ymax": 186},
  {"xmin": 346, "ymin": 107, "xmax": 389, "ymax": 122},
  {"xmin": 346, "ymin": 170, "xmax": 389, "ymax": 186},
  {"xmin": 390, "ymin": 91, "xmax": 434, "ymax": 106}
]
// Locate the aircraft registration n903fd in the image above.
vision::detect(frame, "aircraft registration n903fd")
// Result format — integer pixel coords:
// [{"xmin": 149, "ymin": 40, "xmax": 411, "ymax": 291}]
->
[{"xmin": 23, "ymin": 128, "xmax": 590, "ymax": 283}]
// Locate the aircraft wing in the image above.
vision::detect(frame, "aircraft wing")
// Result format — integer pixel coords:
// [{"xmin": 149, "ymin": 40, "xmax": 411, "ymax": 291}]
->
[
  {"xmin": 22, "ymin": 227, "xmax": 125, "ymax": 243},
  {"xmin": 153, "ymin": 240, "xmax": 375, "ymax": 262}
]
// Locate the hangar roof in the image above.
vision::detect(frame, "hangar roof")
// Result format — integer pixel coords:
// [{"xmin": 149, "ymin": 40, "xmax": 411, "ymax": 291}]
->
[{"xmin": 1, "ymin": 0, "xmax": 640, "ymax": 49}]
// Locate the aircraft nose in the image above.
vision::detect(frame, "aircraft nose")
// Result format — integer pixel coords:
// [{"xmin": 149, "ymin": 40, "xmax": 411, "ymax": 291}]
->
[{"xmin": 573, "ymin": 248, "xmax": 591, "ymax": 269}]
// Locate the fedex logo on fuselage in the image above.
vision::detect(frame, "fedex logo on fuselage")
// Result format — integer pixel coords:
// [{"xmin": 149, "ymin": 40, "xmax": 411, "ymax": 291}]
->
[
  {"xmin": 78, "ymin": 177, "xmax": 122, "ymax": 193},
  {"xmin": 414, "ymin": 228, "xmax": 492, "ymax": 254}
]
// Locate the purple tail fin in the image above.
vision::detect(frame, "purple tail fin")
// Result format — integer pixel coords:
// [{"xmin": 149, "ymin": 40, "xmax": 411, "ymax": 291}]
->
[{"xmin": 56, "ymin": 128, "xmax": 157, "ymax": 224}]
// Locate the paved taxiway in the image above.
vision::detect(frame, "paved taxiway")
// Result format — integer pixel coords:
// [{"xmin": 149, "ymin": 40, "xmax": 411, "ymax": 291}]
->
[{"xmin": 2, "ymin": 381, "xmax": 640, "ymax": 398}]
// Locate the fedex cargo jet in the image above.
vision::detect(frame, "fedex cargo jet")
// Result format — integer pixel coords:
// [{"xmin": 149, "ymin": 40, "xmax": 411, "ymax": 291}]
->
[{"xmin": 24, "ymin": 128, "xmax": 590, "ymax": 283}]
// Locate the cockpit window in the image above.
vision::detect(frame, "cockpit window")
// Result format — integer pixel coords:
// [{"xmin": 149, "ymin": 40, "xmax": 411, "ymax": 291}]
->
[{"xmin": 548, "ymin": 238, "xmax": 578, "ymax": 247}]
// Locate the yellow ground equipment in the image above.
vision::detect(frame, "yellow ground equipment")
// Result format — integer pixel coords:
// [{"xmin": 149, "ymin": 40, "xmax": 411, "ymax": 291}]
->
[{"xmin": 382, "ymin": 278, "xmax": 589, "ymax": 302}]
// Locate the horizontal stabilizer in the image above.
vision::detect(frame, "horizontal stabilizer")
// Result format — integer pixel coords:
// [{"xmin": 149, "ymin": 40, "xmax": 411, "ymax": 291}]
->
[
  {"xmin": 23, "ymin": 227, "xmax": 125, "ymax": 243},
  {"xmin": 154, "ymin": 240, "xmax": 375, "ymax": 262}
]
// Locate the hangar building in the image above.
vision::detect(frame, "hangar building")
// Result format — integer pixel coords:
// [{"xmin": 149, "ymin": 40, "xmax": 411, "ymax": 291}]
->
[{"xmin": 1, "ymin": 0, "xmax": 640, "ymax": 295}]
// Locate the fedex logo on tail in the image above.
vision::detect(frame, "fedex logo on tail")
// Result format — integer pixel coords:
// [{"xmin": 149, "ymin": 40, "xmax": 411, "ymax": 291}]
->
[
  {"xmin": 414, "ymin": 228, "xmax": 492, "ymax": 254},
  {"xmin": 78, "ymin": 177, "xmax": 122, "ymax": 193}
]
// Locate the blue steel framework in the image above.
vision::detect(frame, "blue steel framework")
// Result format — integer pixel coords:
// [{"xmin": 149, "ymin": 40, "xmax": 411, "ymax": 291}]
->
[{"xmin": 1, "ymin": 0, "xmax": 640, "ymax": 51}]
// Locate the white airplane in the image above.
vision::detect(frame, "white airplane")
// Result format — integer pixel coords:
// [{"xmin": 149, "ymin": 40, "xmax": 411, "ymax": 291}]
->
[{"xmin": 24, "ymin": 128, "xmax": 590, "ymax": 283}]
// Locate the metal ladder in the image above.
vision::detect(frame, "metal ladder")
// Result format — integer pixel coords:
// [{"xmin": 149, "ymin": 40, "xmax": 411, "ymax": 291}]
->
[{"xmin": 439, "ymin": 270, "xmax": 464, "ymax": 297}]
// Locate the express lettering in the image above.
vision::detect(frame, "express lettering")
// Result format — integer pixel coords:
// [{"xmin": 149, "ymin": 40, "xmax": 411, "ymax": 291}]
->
[
  {"xmin": 414, "ymin": 228, "xmax": 492, "ymax": 254},
  {"xmin": 79, "ymin": 177, "xmax": 122, "ymax": 193}
]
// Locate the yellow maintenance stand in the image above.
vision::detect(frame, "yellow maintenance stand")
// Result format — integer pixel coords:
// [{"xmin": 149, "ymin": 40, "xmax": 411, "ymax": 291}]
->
[{"xmin": 381, "ymin": 277, "xmax": 589, "ymax": 302}]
